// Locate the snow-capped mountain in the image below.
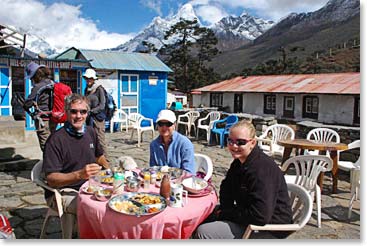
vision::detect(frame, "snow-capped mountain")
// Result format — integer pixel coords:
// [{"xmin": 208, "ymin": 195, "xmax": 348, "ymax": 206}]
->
[
  {"xmin": 212, "ymin": 12, "xmax": 274, "ymax": 41},
  {"xmin": 112, "ymin": 3, "xmax": 199, "ymax": 52},
  {"xmin": 254, "ymin": 0, "xmax": 359, "ymax": 44},
  {"xmin": 113, "ymin": 3, "xmax": 273, "ymax": 53}
]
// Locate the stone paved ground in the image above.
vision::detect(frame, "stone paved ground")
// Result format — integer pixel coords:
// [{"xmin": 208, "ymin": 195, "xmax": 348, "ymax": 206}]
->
[{"xmin": 0, "ymin": 129, "xmax": 360, "ymax": 239}]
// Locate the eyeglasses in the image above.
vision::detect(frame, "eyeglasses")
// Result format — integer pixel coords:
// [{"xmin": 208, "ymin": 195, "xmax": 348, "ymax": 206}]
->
[
  {"xmin": 69, "ymin": 109, "xmax": 88, "ymax": 115},
  {"xmin": 227, "ymin": 138, "xmax": 252, "ymax": 146},
  {"xmin": 157, "ymin": 121, "xmax": 174, "ymax": 127}
]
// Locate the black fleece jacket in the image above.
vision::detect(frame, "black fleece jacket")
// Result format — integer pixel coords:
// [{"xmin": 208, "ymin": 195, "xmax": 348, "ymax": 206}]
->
[{"xmin": 218, "ymin": 145, "xmax": 293, "ymax": 238}]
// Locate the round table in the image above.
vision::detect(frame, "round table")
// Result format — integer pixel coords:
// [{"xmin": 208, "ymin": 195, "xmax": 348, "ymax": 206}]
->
[
  {"xmin": 77, "ymin": 180, "xmax": 218, "ymax": 239},
  {"xmin": 277, "ymin": 139, "xmax": 348, "ymax": 194}
]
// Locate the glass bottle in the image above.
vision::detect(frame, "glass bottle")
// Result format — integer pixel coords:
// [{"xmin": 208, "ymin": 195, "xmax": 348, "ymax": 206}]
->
[{"xmin": 160, "ymin": 174, "xmax": 171, "ymax": 201}]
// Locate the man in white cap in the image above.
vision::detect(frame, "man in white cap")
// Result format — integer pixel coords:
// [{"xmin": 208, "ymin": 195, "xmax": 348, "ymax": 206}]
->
[
  {"xmin": 24, "ymin": 61, "xmax": 57, "ymax": 151},
  {"xmin": 83, "ymin": 68, "xmax": 108, "ymax": 160},
  {"xmin": 149, "ymin": 109, "xmax": 196, "ymax": 174}
]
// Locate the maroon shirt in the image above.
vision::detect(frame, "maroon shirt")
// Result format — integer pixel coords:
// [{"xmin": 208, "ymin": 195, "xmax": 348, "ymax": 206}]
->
[{"xmin": 42, "ymin": 125, "xmax": 103, "ymax": 198}]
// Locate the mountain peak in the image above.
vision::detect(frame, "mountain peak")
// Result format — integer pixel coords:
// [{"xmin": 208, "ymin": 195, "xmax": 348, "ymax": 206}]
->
[{"xmin": 174, "ymin": 3, "xmax": 198, "ymax": 21}]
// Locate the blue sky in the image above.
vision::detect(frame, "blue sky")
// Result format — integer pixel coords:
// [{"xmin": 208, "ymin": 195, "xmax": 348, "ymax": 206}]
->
[{"xmin": 1, "ymin": 0, "xmax": 330, "ymax": 52}]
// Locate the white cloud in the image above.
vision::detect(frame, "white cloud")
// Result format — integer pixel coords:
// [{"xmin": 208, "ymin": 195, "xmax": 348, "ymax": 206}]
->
[
  {"xmin": 0, "ymin": 0, "xmax": 134, "ymax": 53},
  {"xmin": 195, "ymin": 5, "xmax": 228, "ymax": 24},
  {"xmin": 213, "ymin": 0, "xmax": 330, "ymax": 21},
  {"xmin": 140, "ymin": 0, "xmax": 163, "ymax": 16},
  {"xmin": 188, "ymin": 0, "xmax": 228, "ymax": 25}
]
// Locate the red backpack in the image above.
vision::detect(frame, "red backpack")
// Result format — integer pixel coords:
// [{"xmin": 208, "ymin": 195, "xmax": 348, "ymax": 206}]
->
[{"xmin": 51, "ymin": 82, "xmax": 72, "ymax": 123}]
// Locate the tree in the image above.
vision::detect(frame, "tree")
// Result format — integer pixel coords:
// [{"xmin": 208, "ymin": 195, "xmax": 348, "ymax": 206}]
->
[
  {"xmin": 140, "ymin": 41, "xmax": 158, "ymax": 53},
  {"xmin": 159, "ymin": 18, "xmax": 219, "ymax": 93}
]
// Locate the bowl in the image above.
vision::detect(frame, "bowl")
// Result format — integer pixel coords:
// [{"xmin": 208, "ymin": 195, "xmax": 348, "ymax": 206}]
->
[
  {"xmin": 182, "ymin": 177, "xmax": 208, "ymax": 194},
  {"xmin": 94, "ymin": 187, "xmax": 113, "ymax": 201}
]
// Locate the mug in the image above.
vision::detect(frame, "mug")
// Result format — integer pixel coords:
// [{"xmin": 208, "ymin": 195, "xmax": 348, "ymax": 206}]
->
[{"xmin": 169, "ymin": 183, "xmax": 188, "ymax": 208}]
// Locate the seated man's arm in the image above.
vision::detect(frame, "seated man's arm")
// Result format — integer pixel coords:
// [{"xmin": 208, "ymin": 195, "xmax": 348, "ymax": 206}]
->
[
  {"xmin": 46, "ymin": 163, "xmax": 101, "ymax": 188},
  {"xmin": 95, "ymin": 155, "xmax": 110, "ymax": 169}
]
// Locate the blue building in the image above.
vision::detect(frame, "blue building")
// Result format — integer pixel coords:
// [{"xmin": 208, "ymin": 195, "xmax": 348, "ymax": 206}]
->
[
  {"xmin": 0, "ymin": 55, "xmax": 88, "ymax": 130},
  {"xmin": 0, "ymin": 48, "xmax": 172, "ymax": 131},
  {"xmin": 56, "ymin": 48, "xmax": 172, "ymax": 123}
]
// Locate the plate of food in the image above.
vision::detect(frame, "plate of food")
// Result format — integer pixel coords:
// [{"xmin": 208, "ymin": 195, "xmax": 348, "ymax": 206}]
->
[
  {"xmin": 82, "ymin": 185, "xmax": 100, "ymax": 195},
  {"xmin": 139, "ymin": 166, "xmax": 183, "ymax": 180},
  {"xmin": 187, "ymin": 184, "xmax": 214, "ymax": 197},
  {"xmin": 101, "ymin": 176, "xmax": 114, "ymax": 185},
  {"xmin": 108, "ymin": 192, "xmax": 167, "ymax": 216}
]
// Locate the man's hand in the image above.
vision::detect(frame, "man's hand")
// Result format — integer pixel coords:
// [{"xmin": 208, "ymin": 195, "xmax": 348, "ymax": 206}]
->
[{"xmin": 79, "ymin": 163, "xmax": 102, "ymax": 180}]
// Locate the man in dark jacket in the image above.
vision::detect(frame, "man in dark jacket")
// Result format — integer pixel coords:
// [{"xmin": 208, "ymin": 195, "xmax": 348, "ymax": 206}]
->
[
  {"xmin": 193, "ymin": 120, "xmax": 293, "ymax": 239},
  {"xmin": 83, "ymin": 68, "xmax": 108, "ymax": 160},
  {"xmin": 23, "ymin": 62, "xmax": 57, "ymax": 151}
]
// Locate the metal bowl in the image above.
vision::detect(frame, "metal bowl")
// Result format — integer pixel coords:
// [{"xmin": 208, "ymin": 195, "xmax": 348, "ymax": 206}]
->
[
  {"xmin": 94, "ymin": 187, "xmax": 113, "ymax": 201},
  {"xmin": 182, "ymin": 177, "xmax": 208, "ymax": 194}
]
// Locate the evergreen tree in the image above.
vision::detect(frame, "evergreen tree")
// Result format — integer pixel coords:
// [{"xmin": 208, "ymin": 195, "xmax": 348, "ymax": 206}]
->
[{"xmin": 159, "ymin": 18, "xmax": 219, "ymax": 93}]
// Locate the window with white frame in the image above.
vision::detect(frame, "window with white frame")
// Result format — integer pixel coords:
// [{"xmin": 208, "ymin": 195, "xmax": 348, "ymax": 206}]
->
[
  {"xmin": 283, "ymin": 96, "xmax": 295, "ymax": 118},
  {"xmin": 264, "ymin": 94, "xmax": 276, "ymax": 114},
  {"xmin": 210, "ymin": 93, "xmax": 223, "ymax": 107},
  {"xmin": 120, "ymin": 74, "xmax": 139, "ymax": 115},
  {"xmin": 302, "ymin": 96, "xmax": 318, "ymax": 119}
]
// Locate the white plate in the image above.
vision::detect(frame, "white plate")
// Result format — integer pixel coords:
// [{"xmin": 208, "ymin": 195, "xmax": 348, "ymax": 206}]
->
[
  {"xmin": 108, "ymin": 192, "xmax": 167, "ymax": 216},
  {"xmin": 82, "ymin": 186, "xmax": 99, "ymax": 194}
]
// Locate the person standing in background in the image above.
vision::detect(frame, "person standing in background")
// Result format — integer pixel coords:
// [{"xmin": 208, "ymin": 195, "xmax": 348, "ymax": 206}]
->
[
  {"xmin": 83, "ymin": 68, "xmax": 109, "ymax": 160},
  {"xmin": 23, "ymin": 62, "xmax": 57, "ymax": 152}
]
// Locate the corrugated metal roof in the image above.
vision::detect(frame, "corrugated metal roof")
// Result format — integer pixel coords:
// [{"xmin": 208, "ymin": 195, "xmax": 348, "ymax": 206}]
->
[
  {"xmin": 80, "ymin": 49, "xmax": 172, "ymax": 72},
  {"xmin": 194, "ymin": 73, "xmax": 360, "ymax": 95}
]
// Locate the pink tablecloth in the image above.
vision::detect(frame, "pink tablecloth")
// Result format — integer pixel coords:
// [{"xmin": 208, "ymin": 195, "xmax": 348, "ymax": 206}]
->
[{"xmin": 77, "ymin": 181, "xmax": 218, "ymax": 239}]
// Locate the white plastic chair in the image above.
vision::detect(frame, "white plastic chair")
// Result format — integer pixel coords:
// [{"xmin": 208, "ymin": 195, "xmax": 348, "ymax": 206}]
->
[
  {"xmin": 306, "ymin": 128, "xmax": 340, "ymax": 155},
  {"xmin": 257, "ymin": 124, "xmax": 295, "ymax": 157},
  {"xmin": 31, "ymin": 160, "xmax": 75, "ymax": 239},
  {"xmin": 196, "ymin": 111, "xmax": 221, "ymax": 143},
  {"xmin": 243, "ymin": 183, "xmax": 313, "ymax": 239},
  {"xmin": 338, "ymin": 140, "xmax": 360, "ymax": 218},
  {"xmin": 281, "ymin": 155, "xmax": 333, "ymax": 228},
  {"xmin": 110, "ymin": 109, "xmax": 128, "ymax": 133},
  {"xmin": 128, "ymin": 113, "xmax": 154, "ymax": 147},
  {"xmin": 348, "ymin": 173, "xmax": 360, "ymax": 219},
  {"xmin": 177, "ymin": 111, "xmax": 200, "ymax": 137},
  {"xmin": 194, "ymin": 153, "xmax": 213, "ymax": 181}
]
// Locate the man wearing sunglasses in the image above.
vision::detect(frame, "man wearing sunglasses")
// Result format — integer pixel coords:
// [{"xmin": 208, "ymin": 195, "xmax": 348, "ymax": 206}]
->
[
  {"xmin": 149, "ymin": 109, "xmax": 196, "ymax": 174},
  {"xmin": 194, "ymin": 120, "xmax": 292, "ymax": 239},
  {"xmin": 42, "ymin": 94, "xmax": 110, "ymax": 232}
]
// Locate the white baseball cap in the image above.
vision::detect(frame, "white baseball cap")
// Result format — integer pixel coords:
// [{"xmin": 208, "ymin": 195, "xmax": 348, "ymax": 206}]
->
[
  {"xmin": 83, "ymin": 68, "xmax": 98, "ymax": 79},
  {"xmin": 156, "ymin": 109, "xmax": 176, "ymax": 123}
]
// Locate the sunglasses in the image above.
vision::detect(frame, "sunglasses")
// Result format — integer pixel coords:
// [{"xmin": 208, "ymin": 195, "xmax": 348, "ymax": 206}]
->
[
  {"xmin": 69, "ymin": 109, "xmax": 88, "ymax": 115},
  {"xmin": 227, "ymin": 138, "xmax": 252, "ymax": 146},
  {"xmin": 157, "ymin": 121, "xmax": 174, "ymax": 127}
]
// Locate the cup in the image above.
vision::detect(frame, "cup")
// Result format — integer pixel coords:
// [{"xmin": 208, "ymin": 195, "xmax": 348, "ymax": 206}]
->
[
  {"xmin": 169, "ymin": 183, "xmax": 188, "ymax": 208},
  {"xmin": 88, "ymin": 175, "xmax": 101, "ymax": 192}
]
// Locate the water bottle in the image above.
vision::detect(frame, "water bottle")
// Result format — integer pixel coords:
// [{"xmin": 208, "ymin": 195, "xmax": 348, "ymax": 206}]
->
[
  {"xmin": 143, "ymin": 172, "xmax": 150, "ymax": 189},
  {"xmin": 113, "ymin": 172, "xmax": 125, "ymax": 195},
  {"xmin": 150, "ymin": 170, "xmax": 157, "ymax": 184}
]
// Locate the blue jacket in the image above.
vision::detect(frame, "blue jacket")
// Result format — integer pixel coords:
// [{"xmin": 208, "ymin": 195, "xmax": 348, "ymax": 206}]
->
[{"xmin": 149, "ymin": 131, "xmax": 196, "ymax": 174}]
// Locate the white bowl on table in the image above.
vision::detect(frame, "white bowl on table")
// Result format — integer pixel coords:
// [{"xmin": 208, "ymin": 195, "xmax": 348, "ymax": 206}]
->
[{"xmin": 182, "ymin": 177, "xmax": 208, "ymax": 194}]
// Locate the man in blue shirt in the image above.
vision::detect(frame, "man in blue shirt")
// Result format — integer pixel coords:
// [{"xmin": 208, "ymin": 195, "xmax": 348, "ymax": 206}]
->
[{"xmin": 149, "ymin": 109, "xmax": 196, "ymax": 174}]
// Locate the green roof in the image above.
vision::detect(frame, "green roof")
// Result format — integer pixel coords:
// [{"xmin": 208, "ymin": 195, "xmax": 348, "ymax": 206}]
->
[{"xmin": 55, "ymin": 47, "xmax": 172, "ymax": 72}]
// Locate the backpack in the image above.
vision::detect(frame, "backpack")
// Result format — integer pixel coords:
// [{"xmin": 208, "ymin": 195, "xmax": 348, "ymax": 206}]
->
[
  {"xmin": 51, "ymin": 82, "xmax": 72, "ymax": 123},
  {"xmin": 100, "ymin": 85, "xmax": 117, "ymax": 121},
  {"xmin": 32, "ymin": 81, "xmax": 72, "ymax": 123}
]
